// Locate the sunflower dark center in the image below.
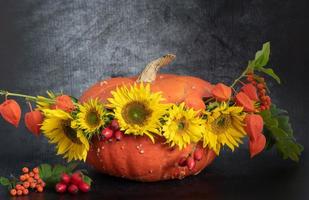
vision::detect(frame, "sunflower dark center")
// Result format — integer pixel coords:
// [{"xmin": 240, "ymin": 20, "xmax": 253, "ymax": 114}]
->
[
  {"xmin": 122, "ymin": 101, "xmax": 152, "ymax": 125},
  {"xmin": 62, "ymin": 120, "xmax": 82, "ymax": 144},
  {"xmin": 86, "ymin": 110, "xmax": 100, "ymax": 127},
  {"xmin": 211, "ymin": 114, "xmax": 231, "ymax": 135},
  {"xmin": 177, "ymin": 118, "xmax": 187, "ymax": 131}
]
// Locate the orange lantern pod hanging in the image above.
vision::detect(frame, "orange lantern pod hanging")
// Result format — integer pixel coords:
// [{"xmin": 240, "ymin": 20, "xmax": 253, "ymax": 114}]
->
[
  {"xmin": 211, "ymin": 83, "xmax": 232, "ymax": 102},
  {"xmin": 25, "ymin": 110, "xmax": 44, "ymax": 136},
  {"xmin": 235, "ymin": 92, "xmax": 255, "ymax": 112},
  {"xmin": 244, "ymin": 114, "xmax": 264, "ymax": 141},
  {"xmin": 51, "ymin": 95, "xmax": 75, "ymax": 112},
  {"xmin": 241, "ymin": 83, "xmax": 259, "ymax": 101},
  {"xmin": 0, "ymin": 99, "xmax": 21, "ymax": 127},
  {"xmin": 249, "ymin": 133, "xmax": 266, "ymax": 158}
]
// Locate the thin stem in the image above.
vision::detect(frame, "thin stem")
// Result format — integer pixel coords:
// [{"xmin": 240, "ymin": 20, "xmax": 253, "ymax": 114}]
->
[{"xmin": 230, "ymin": 66, "xmax": 250, "ymax": 88}]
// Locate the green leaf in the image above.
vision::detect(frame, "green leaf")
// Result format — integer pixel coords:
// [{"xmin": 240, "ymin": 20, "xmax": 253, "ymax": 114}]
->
[
  {"xmin": 53, "ymin": 164, "xmax": 67, "ymax": 176},
  {"xmin": 83, "ymin": 175, "xmax": 92, "ymax": 186},
  {"xmin": 259, "ymin": 104, "xmax": 303, "ymax": 162},
  {"xmin": 256, "ymin": 67, "xmax": 281, "ymax": 84},
  {"xmin": 66, "ymin": 162, "xmax": 79, "ymax": 173},
  {"xmin": 0, "ymin": 177, "xmax": 10, "ymax": 186},
  {"xmin": 254, "ymin": 41, "xmax": 270, "ymax": 68},
  {"xmin": 39, "ymin": 164, "xmax": 52, "ymax": 180}
]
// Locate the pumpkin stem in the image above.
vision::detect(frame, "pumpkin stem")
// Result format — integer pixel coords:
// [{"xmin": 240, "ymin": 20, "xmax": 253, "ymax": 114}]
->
[{"xmin": 137, "ymin": 54, "xmax": 176, "ymax": 83}]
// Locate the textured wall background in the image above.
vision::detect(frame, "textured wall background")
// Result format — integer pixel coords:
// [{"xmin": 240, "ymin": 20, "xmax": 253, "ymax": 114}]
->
[{"xmin": 0, "ymin": 0, "xmax": 308, "ymax": 199}]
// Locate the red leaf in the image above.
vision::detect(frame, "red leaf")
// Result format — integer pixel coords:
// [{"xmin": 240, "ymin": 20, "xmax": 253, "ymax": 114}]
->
[{"xmin": 0, "ymin": 99, "xmax": 21, "ymax": 127}]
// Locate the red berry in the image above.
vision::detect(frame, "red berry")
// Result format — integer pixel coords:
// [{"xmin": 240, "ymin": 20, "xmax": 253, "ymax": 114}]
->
[
  {"xmin": 186, "ymin": 157, "xmax": 196, "ymax": 170},
  {"xmin": 257, "ymin": 83, "xmax": 264, "ymax": 89},
  {"xmin": 110, "ymin": 119, "xmax": 120, "ymax": 130},
  {"xmin": 101, "ymin": 127, "xmax": 114, "ymax": 139},
  {"xmin": 68, "ymin": 184, "xmax": 79, "ymax": 194},
  {"xmin": 55, "ymin": 183, "xmax": 67, "ymax": 193},
  {"xmin": 178, "ymin": 156, "xmax": 187, "ymax": 167},
  {"xmin": 78, "ymin": 182, "xmax": 90, "ymax": 193},
  {"xmin": 115, "ymin": 130, "xmax": 124, "ymax": 141},
  {"xmin": 70, "ymin": 172, "xmax": 83, "ymax": 186},
  {"xmin": 61, "ymin": 173, "xmax": 71, "ymax": 185},
  {"xmin": 193, "ymin": 149, "xmax": 203, "ymax": 161}
]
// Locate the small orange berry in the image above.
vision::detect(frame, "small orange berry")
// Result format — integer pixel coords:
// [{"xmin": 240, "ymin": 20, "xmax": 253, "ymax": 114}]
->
[
  {"xmin": 28, "ymin": 177, "xmax": 34, "ymax": 183},
  {"xmin": 10, "ymin": 189, "xmax": 17, "ymax": 196},
  {"xmin": 30, "ymin": 182, "xmax": 36, "ymax": 189},
  {"xmin": 34, "ymin": 174, "xmax": 40, "ymax": 180},
  {"xmin": 22, "ymin": 167, "xmax": 29, "ymax": 173},
  {"xmin": 20, "ymin": 175, "xmax": 26, "ymax": 181},
  {"xmin": 24, "ymin": 174, "xmax": 29, "ymax": 179},
  {"xmin": 37, "ymin": 186, "xmax": 43, "ymax": 192},
  {"xmin": 17, "ymin": 189, "xmax": 23, "ymax": 196},
  {"xmin": 15, "ymin": 184, "xmax": 22, "ymax": 190},
  {"xmin": 33, "ymin": 167, "xmax": 39, "ymax": 174},
  {"xmin": 23, "ymin": 181, "xmax": 30, "ymax": 189},
  {"xmin": 29, "ymin": 172, "xmax": 34, "ymax": 177},
  {"xmin": 257, "ymin": 83, "xmax": 264, "ymax": 89},
  {"xmin": 22, "ymin": 188, "xmax": 29, "ymax": 195},
  {"xmin": 37, "ymin": 178, "xmax": 43, "ymax": 183}
]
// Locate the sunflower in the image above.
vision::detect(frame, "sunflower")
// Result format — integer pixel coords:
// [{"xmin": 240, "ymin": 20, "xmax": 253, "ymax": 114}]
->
[
  {"xmin": 202, "ymin": 102, "xmax": 246, "ymax": 155},
  {"xmin": 162, "ymin": 103, "xmax": 204, "ymax": 149},
  {"xmin": 73, "ymin": 98, "xmax": 107, "ymax": 138},
  {"xmin": 108, "ymin": 83, "xmax": 168, "ymax": 142},
  {"xmin": 41, "ymin": 109, "xmax": 89, "ymax": 162}
]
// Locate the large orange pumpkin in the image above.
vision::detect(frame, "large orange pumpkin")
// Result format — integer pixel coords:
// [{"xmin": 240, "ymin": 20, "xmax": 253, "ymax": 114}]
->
[{"xmin": 80, "ymin": 54, "xmax": 217, "ymax": 182}]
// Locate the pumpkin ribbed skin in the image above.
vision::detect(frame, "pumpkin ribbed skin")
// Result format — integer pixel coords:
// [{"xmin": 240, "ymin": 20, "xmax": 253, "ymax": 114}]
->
[{"xmin": 80, "ymin": 74, "xmax": 216, "ymax": 182}]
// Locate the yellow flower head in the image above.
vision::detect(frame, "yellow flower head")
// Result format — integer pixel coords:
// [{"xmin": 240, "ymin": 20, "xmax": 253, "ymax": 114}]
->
[
  {"xmin": 73, "ymin": 98, "xmax": 107, "ymax": 138},
  {"xmin": 108, "ymin": 83, "xmax": 168, "ymax": 142},
  {"xmin": 162, "ymin": 103, "xmax": 204, "ymax": 150},
  {"xmin": 202, "ymin": 102, "xmax": 246, "ymax": 155},
  {"xmin": 41, "ymin": 109, "xmax": 89, "ymax": 162}
]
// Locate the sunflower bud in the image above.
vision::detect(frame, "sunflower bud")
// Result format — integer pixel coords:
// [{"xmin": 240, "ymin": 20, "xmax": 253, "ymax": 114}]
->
[
  {"xmin": 25, "ymin": 110, "xmax": 43, "ymax": 135},
  {"xmin": 52, "ymin": 95, "xmax": 75, "ymax": 112},
  {"xmin": 235, "ymin": 92, "xmax": 255, "ymax": 112},
  {"xmin": 249, "ymin": 133, "xmax": 266, "ymax": 158},
  {"xmin": 0, "ymin": 99, "xmax": 21, "ymax": 127},
  {"xmin": 241, "ymin": 83, "xmax": 259, "ymax": 101},
  {"xmin": 244, "ymin": 114, "xmax": 264, "ymax": 141},
  {"xmin": 211, "ymin": 83, "xmax": 232, "ymax": 101}
]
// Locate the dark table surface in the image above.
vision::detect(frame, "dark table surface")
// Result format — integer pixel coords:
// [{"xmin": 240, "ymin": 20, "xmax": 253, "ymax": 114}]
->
[{"xmin": 0, "ymin": 0, "xmax": 308, "ymax": 199}]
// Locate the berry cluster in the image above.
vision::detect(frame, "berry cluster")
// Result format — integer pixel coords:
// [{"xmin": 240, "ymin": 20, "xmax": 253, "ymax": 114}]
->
[
  {"xmin": 178, "ymin": 148, "xmax": 203, "ymax": 170},
  {"xmin": 55, "ymin": 172, "xmax": 90, "ymax": 194},
  {"xmin": 10, "ymin": 167, "xmax": 45, "ymax": 196},
  {"xmin": 101, "ymin": 119, "xmax": 124, "ymax": 141},
  {"xmin": 246, "ymin": 73, "xmax": 271, "ymax": 110}
]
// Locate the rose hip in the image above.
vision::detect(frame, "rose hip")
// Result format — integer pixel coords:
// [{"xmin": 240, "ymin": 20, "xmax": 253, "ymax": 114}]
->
[
  {"xmin": 101, "ymin": 127, "xmax": 113, "ymax": 139},
  {"xmin": 186, "ymin": 157, "xmax": 196, "ymax": 170},
  {"xmin": 194, "ymin": 149, "xmax": 203, "ymax": 161},
  {"xmin": 61, "ymin": 173, "xmax": 71, "ymax": 185},
  {"xmin": 178, "ymin": 156, "xmax": 187, "ymax": 167},
  {"xmin": 110, "ymin": 119, "xmax": 120, "ymax": 130},
  {"xmin": 55, "ymin": 183, "xmax": 67, "ymax": 193},
  {"xmin": 68, "ymin": 184, "xmax": 79, "ymax": 194},
  {"xmin": 78, "ymin": 182, "xmax": 90, "ymax": 192},
  {"xmin": 70, "ymin": 172, "xmax": 83, "ymax": 185},
  {"xmin": 115, "ymin": 130, "xmax": 124, "ymax": 141}
]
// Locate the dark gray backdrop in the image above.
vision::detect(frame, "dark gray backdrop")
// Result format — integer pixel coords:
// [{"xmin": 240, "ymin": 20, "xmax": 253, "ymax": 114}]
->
[{"xmin": 0, "ymin": 0, "xmax": 308, "ymax": 199}]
